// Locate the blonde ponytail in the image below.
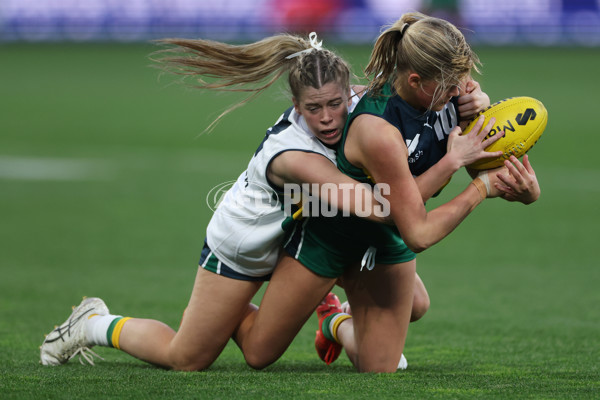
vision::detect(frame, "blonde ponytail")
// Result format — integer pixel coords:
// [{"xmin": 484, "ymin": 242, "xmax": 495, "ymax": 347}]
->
[
  {"xmin": 365, "ymin": 12, "xmax": 480, "ymax": 101},
  {"xmin": 151, "ymin": 34, "xmax": 350, "ymax": 132}
]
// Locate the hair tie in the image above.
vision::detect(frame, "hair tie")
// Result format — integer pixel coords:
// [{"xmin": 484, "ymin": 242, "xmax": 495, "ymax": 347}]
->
[
  {"xmin": 286, "ymin": 32, "xmax": 323, "ymax": 59},
  {"xmin": 400, "ymin": 23, "xmax": 409, "ymax": 39}
]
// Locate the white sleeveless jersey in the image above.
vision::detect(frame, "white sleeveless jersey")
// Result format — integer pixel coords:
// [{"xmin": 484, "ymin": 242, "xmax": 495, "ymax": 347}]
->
[{"xmin": 206, "ymin": 105, "xmax": 344, "ymax": 277}]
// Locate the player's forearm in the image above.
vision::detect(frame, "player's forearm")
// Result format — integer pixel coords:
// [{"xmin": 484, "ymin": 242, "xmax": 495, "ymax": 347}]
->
[
  {"xmin": 399, "ymin": 182, "xmax": 483, "ymax": 253},
  {"xmin": 414, "ymin": 155, "xmax": 462, "ymax": 202}
]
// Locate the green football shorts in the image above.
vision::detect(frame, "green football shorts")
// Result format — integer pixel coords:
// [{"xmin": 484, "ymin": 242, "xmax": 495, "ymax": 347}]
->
[{"xmin": 283, "ymin": 214, "xmax": 416, "ymax": 278}]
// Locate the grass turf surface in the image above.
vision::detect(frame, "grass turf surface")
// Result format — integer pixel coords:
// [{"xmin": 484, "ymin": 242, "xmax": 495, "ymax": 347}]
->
[{"xmin": 0, "ymin": 43, "xmax": 599, "ymax": 399}]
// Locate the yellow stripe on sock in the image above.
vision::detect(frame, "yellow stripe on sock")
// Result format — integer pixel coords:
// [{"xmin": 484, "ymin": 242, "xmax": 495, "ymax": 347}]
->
[
  {"xmin": 331, "ymin": 314, "xmax": 352, "ymax": 344},
  {"xmin": 111, "ymin": 317, "xmax": 132, "ymax": 350}
]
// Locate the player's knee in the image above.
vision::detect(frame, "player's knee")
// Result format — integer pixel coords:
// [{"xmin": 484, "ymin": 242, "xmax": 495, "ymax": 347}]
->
[
  {"xmin": 411, "ymin": 290, "xmax": 430, "ymax": 322},
  {"xmin": 356, "ymin": 358, "xmax": 399, "ymax": 373},
  {"xmin": 245, "ymin": 354, "xmax": 273, "ymax": 370},
  {"xmin": 168, "ymin": 347, "xmax": 213, "ymax": 371},
  {"xmin": 170, "ymin": 357, "xmax": 212, "ymax": 372},
  {"xmin": 243, "ymin": 349, "xmax": 277, "ymax": 370}
]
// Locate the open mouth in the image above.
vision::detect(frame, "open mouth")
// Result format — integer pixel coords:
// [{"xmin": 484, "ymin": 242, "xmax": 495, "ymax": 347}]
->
[{"xmin": 320, "ymin": 128, "xmax": 338, "ymax": 138}]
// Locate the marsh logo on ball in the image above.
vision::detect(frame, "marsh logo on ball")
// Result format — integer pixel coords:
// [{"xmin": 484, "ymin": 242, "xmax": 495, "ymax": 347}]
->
[
  {"xmin": 462, "ymin": 96, "xmax": 548, "ymax": 170},
  {"xmin": 515, "ymin": 108, "xmax": 537, "ymax": 125}
]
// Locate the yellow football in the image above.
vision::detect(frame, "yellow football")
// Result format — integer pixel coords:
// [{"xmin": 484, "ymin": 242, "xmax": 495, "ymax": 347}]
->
[{"xmin": 463, "ymin": 96, "xmax": 548, "ymax": 170}]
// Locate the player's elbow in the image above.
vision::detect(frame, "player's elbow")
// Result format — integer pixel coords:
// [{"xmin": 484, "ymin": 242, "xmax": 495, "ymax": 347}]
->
[
  {"xmin": 404, "ymin": 237, "xmax": 431, "ymax": 253},
  {"xmin": 394, "ymin": 219, "xmax": 434, "ymax": 253},
  {"xmin": 403, "ymin": 236, "xmax": 431, "ymax": 254},
  {"xmin": 408, "ymin": 244, "xmax": 427, "ymax": 253}
]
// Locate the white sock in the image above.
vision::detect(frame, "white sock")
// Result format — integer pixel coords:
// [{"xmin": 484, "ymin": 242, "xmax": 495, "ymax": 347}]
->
[
  {"xmin": 85, "ymin": 314, "xmax": 122, "ymax": 347},
  {"xmin": 397, "ymin": 353, "xmax": 408, "ymax": 370}
]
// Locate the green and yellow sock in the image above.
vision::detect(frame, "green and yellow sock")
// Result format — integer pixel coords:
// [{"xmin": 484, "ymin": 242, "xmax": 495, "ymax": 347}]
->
[
  {"xmin": 321, "ymin": 312, "xmax": 352, "ymax": 344},
  {"xmin": 106, "ymin": 316, "xmax": 132, "ymax": 349},
  {"xmin": 86, "ymin": 314, "xmax": 132, "ymax": 349}
]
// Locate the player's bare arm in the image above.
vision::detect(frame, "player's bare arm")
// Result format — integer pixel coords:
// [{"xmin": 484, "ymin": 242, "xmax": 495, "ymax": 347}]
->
[
  {"xmin": 414, "ymin": 115, "xmax": 504, "ymax": 202},
  {"xmin": 346, "ymin": 114, "xmax": 507, "ymax": 252},
  {"xmin": 267, "ymin": 151, "xmax": 390, "ymax": 223}
]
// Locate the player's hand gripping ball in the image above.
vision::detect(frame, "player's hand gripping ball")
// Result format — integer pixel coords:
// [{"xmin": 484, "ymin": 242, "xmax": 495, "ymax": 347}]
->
[{"xmin": 463, "ymin": 97, "xmax": 548, "ymax": 170}]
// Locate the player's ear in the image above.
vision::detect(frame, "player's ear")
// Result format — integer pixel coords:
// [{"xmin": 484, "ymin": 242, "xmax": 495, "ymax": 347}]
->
[
  {"xmin": 407, "ymin": 73, "xmax": 422, "ymax": 90},
  {"xmin": 292, "ymin": 97, "xmax": 301, "ymax": 114}
]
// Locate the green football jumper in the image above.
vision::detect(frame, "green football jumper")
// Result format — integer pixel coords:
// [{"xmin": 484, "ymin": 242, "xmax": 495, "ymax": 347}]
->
[{"xmin": 284, "ymin": 83, "xmax": 461, "ymax": 278}]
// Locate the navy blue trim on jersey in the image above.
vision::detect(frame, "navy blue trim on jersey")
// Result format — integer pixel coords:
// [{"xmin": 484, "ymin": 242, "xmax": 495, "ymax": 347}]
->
[
  {"xmin": 254, "ymin": 106, "xmax": 294, "ymax": 156},
  {"xmin": 199, "ymin": 239, "xmax": 272, "ymax": 281}
]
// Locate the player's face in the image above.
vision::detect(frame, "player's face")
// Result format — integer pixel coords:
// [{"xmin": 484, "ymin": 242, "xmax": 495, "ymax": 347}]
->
[
  {"xmin": 418, "ymin": 80, "xmax": 461, "ymax": 111},
  {"xmin": 293, "ymin": 82, "xmax": 352, "ymax": 146}
]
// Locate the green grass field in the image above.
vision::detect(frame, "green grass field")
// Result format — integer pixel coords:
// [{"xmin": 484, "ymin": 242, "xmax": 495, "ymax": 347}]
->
[{"xmin": 1, "ymin": 43, "xmax": 599, "ymax": 399}]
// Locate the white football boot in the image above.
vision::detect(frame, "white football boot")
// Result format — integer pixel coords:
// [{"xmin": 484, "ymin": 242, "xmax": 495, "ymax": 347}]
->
[{"xmin": 40, "ymin": 297, "xmax": 109, "ymax": 366}]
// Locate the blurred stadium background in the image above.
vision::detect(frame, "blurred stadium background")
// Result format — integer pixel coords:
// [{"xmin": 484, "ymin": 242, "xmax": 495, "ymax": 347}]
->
[{"xmin": 2, "ymin": 0, "xmax": 600, "ymax": 45}]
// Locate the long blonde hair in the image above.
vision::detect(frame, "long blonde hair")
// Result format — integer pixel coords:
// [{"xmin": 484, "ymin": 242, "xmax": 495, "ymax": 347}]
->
[
  {"xmin": 365, "ymin": 12, "xmax": 480, "ymax": 104},
  {"xmin": 151, "ymin": 34, "xmax": 350, "ymax": 132}
]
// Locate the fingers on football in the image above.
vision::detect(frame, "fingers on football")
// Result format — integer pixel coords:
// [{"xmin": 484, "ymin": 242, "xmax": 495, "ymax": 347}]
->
[
  {"xmin": 477, "ymin": 116, "xmax": 496, "ymax": 137},
  {"xmin": 463, "ymin": 115, "xmax": 488, "ymax": 137},
  {"xmin": 480, "ymin": 131, "xmax": 504, "ymax": 157},
  {"xmin": 522, "ymin": 154, "xmax": 536, "ymax": 175}
]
